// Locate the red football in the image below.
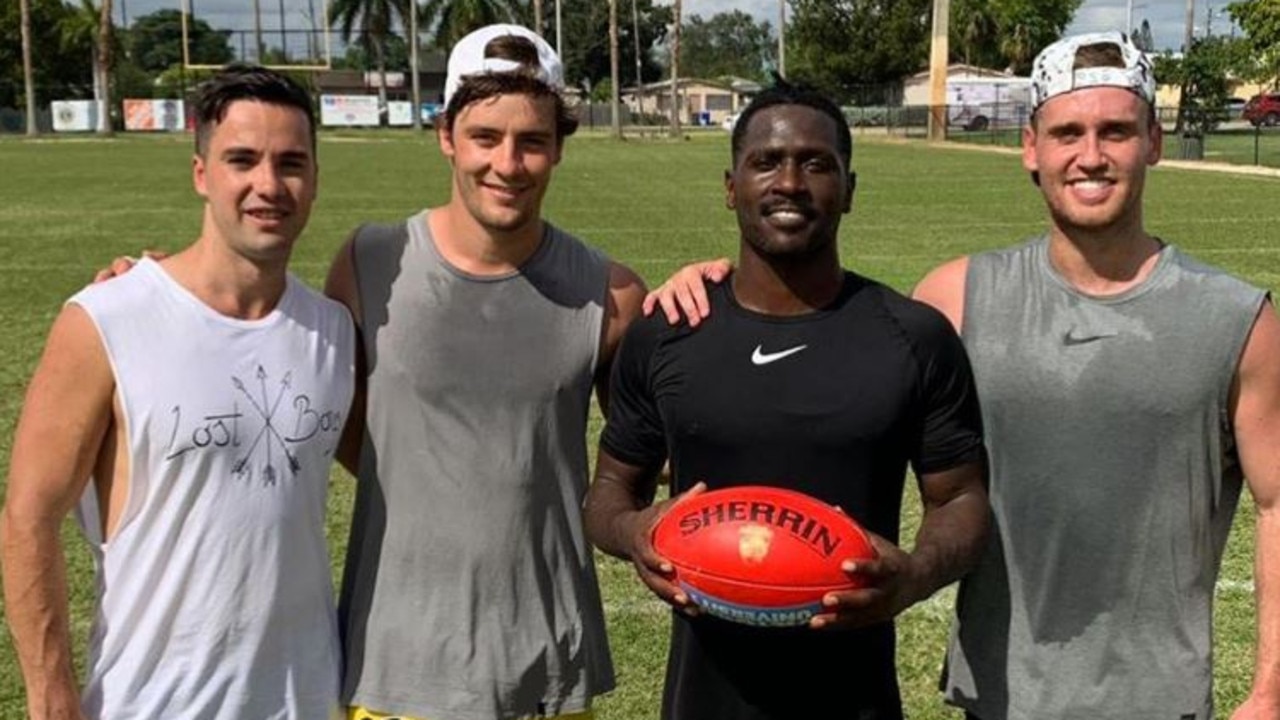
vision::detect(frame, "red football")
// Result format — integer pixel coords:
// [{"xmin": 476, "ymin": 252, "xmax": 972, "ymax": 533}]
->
[{"xmin": 651, "ymin": 485, "xmax": 877, "ymax": 627}]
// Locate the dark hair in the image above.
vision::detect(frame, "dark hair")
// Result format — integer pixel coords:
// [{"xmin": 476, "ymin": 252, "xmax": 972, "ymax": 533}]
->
[
  {"xmin": 730, "ymin": 77, "xmax": 852, "ymax": 169},
  {"xmin": 194, "ymin": 64, "xmax": 316, "ymax": 156},
  {"xmin": 443, "ymin": 35, "xmax": 579, "ymax": 139}
]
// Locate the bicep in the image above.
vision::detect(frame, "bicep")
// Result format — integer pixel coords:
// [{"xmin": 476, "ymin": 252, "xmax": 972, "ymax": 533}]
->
[
  {"xmin": 917, "ymin": 457, "xmax": 988, "ymax": 512},
  {"xmin": 5, "ymin": 305, "xmax": 116, "ymax": 524},
  {"xmin": 595, "ymin": 262, "xmax": 648, "ymax": 413},
  {"xmin": 324, "ymin": 233, "xmax": 362, "ymax": 325},
  {"xmin": 1234, "ymin": 301, "xmax": 1280, "ymax": 512}
]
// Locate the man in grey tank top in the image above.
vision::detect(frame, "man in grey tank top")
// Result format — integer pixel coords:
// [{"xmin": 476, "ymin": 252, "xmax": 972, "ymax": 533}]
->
[
  {"xmin": 913, "ymin": 32, "xmax": 1280, "ymax": 720},
  {"xmin": 324, "ymin": 24, "xmax": 646, "ymax": 720}
]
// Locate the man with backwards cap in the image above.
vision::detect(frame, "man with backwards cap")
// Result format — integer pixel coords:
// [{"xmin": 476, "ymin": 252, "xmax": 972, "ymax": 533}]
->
[
  {"xmin": 647, "ymin": 29, "xmax": 1280, "ymax": 720},
  {"xmin": 324, "ymin": 24, "xmax": 645, "ymax": 720},
  {"xmin": 911, "ymin": 31, "xmax": 1280, "ymax": 720}
]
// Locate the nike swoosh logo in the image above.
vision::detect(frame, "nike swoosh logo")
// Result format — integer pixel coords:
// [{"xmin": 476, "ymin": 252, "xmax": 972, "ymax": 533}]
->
[
  {"xmin": 751, "ymin": 344, "xmax": 808, "ymax": 365},
  {"xmin": 1062, "ymin": 330, "xmax": 1117, "ymax": 346}
]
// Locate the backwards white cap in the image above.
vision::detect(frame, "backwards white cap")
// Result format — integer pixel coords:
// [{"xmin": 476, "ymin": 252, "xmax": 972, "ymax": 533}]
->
[
  {"xmin": 1030, "ymin": 31, "xmax": 1156, "ymax": 112},
  {"xmin": 443, "ymin": 23, "xmax": 564, "ymax": 107}
]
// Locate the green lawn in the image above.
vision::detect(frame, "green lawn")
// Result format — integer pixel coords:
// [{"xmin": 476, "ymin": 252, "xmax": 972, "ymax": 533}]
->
[
  {"xmin": 0, "ymin": 129, "xmax": 1275, "ymax": 718},
  {"xmin": 945, "ymin": 123, "xmax": 1280, "ymax": 168}
]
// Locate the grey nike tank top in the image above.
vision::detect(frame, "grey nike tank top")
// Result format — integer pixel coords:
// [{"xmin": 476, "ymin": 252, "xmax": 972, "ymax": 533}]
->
[
  {"xmin": 339, "ymin": 211, "xmax": 616, "ymax": 719},
  {"xmin": 943, "ymin": 236, "xmax": 1266, "ymax": 720}
]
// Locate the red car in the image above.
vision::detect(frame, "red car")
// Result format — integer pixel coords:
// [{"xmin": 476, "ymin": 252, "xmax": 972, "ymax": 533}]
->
[{"xmin": 1243, "ymin": 92, "xmax": 1280, "ymax": 127}]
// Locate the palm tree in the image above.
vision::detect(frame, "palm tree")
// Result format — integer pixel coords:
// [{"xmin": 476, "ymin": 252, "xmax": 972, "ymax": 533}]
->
[
  {"xmin": 61, "ymin": 0, "xmax": 117, "ymax": 134},
  {"xmin": 420, "ymin": 0, "xmax": 525, "ymax": 50},
  {"xmin": 20, "ymin": 0, "xmax": 36, "ymax": 135},
  {"xmin": 330, "ymin": 0, "xmax": 412, "ymax": 122},
  {"xmin": 609, "ymin": 0, "xmax": 620, "ymax": 138},
  {"xmin": 669, "ymin": 0, "xmax": 681, "ymax": 137},
  {"xmin": 97, "ymin": 0, "xmax": 114, "ymax": 135}
]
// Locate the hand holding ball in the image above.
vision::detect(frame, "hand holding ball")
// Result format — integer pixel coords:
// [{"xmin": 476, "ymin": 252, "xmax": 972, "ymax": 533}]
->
[{"xmin": 651, "ymin": 486, "xmax": 877, "ymax": 627}]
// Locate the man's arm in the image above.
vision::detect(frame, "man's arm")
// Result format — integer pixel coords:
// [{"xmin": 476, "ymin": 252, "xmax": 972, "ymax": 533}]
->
[
  {"xmin": 1230, "ymin": 300, "xmax": 1280, "ymax": 720},
  {"xmin": 1, "ymin": 305, "xmax": 115, "ymax": 720},
  {"xmin": 593, "ymin": 261, "xmax": 647, "ymax": 414},
  {"xmin": 323, "ymin": 235, "xmax": 366, "ymax": 477},
  {"xmin": 642, "ymin": 258, "xmax": 732, "ymax": 327},
  {"xmin": 583, "ymin": 449, "xmax": 701, "ymax": 610},
  {"xmin": 810, "ymin": 458, "xmax": 989, "ymax": 630},
  {"xmin": 911, "ymin": 256, "xmax": 970, "ymax": 334}
]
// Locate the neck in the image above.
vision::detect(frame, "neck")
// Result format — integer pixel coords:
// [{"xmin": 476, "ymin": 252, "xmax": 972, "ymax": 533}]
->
[
  {"xmin": 732, "ymin": 243, "xmax": 844, "ymax": 316},
  {"xmin": 429, "ymin": 202, "xmax": 545, "ymax": 276},
  {"xmin": 162, "ymin": 239, "xmax": 289, "ymax": 320},
  {"xmin": 1047, "ymin": 222, "xmax": 1164, "ymax": 296}
]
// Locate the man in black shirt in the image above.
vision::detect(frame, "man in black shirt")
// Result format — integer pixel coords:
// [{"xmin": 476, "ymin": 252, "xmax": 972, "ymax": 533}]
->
[{"xmin": 583, "ymin": 81, "xmax": 990, "ymax": 720}]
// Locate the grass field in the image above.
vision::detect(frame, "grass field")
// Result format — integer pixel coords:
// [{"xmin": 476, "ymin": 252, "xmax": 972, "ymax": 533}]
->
[
  {"xmin": 0, "ymin": 128, "xmax": 1277, "ymax": 718},
  {"xmin": 945, "ymin": 124, "xmax": 1280, "ymax": 168}
]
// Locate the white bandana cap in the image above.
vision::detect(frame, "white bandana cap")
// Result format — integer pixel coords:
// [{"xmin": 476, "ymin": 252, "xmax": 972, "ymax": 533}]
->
[
  {"xmin": 444, "ymin": 24, "xmax": 564, "ymax": 107},
  {"xmin": 1030, "ymin": 31, "xmax": 1155, "ymax": 112}
]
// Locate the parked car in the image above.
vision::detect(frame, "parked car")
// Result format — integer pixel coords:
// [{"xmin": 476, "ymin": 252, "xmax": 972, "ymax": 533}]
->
[
  {"xmin": 1243, "ymin": 93, "xmax": 1280, "ymax": 127},
  {"xmin": 1224, "ymin": 97, "xmax": 1247, "ymax": 120}
]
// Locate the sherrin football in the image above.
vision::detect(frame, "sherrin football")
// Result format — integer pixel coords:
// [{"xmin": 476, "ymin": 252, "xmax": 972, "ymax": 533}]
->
[{"xmin": 651, "ymin": 485, "xmax": 877, "ymax": 627}]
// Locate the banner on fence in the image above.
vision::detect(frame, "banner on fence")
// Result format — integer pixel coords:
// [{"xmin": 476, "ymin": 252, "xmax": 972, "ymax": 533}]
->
[
  {"xmin": 51, "ymin": 100, "xmax": 98, "ymax": 132},
  {"xmin": 320, "ymin": 95, "xmax": 381, "ymax": 127},
  {"xmin": 123, "ymin": 99, "xmax": 185, "ymax": 132}
]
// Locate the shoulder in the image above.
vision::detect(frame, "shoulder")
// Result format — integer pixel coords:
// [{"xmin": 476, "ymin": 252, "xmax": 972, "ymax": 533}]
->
[
  {"xmin": 1166, "ymin": 244, "xmax": 1267, "ymax": 299},
  {"xmin": 911, "ymin": 257, "xmax": 969, "ymax": 334},
  {"xmin": 865, "ymin": 280, "xmax": 960, "ymax": 343},
  {"xmin": 289, "ymin": 274, "xmax": 356, "ymax": 328}
]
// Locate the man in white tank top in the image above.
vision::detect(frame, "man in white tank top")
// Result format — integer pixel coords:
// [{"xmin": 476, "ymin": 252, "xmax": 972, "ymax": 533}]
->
[{"xmin": 1, "ymin": 66, "xmax": 354, "ymax": 720}]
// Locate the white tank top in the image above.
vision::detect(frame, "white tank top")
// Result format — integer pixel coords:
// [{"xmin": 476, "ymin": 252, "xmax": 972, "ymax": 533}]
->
[{"xmin": 69, "ymin": 258, "xmax": 354, "ymax": 720}]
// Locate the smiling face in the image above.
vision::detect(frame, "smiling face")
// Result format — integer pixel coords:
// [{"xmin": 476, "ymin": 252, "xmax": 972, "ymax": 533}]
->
[
  {"xmin": 438, "ymin": 91, "xmax": 562, "ymax": 240},
  {"xmin": 192, "ymin": 99, "xmax": 316, "ymax": 265},
  {"xmin": 726, "ymin": 104, "xmax": 854, "ymax": 260},
  {"xmin": 1024, "ymin": 85, "xmax": 1161, "ymax": 241}
]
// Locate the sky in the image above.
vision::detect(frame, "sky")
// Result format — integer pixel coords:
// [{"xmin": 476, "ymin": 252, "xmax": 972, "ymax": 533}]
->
[{"xmin": 120, "ymin": 0, "xmax": 1235, "ymax": 60}]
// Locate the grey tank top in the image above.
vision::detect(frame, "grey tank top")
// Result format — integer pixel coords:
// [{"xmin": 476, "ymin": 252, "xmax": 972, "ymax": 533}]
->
[
  {"xmin": 339, "ymin": 211, "xmax": 615, "ymax": 719},
  {"xmin": 943, "ymin": 236, "xmax": 1265, "ymax": 720}
]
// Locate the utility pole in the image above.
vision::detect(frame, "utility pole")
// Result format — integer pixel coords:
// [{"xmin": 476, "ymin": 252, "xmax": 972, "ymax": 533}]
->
[
  {"xmin": 556, "ymin": 0, "xmax": 563, "ymax": 60},
  {"xmin": 927, "ymin": 0, "xmax": 950, "ymax": 142},
  {"xmin": 632, "ymin": 0, "xmax": 643, "ymax": 120},
  {"xmin": 1127, "ymin": 0, "xmax": 1133, "ymax": 33},
  {"xmin": 534, "ymin": 0, "xmax": 542, "ymax": 35},
  {"xmin": 253, "ymin": 0, "xmax": 265, "ymax": 61}
]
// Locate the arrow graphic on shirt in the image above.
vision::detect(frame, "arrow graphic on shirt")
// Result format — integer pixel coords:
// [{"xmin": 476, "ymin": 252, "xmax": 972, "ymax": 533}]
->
[{"xmin": 232, "ymin": 368, "xmax": 301, "ymax": 482}]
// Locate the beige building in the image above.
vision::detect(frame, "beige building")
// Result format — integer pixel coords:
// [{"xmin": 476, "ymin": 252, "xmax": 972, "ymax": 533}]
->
[{"xmin": 621, "ymin": 78, "xmax": 760, "ymax": 126}]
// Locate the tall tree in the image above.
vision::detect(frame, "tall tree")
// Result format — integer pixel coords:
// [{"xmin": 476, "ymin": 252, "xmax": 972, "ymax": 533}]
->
[
  {"xmin": 128, "ymin": 9, "xmax": 233, "ymax": 73},
  {"xmin": 609, "ymin": 0, "xmax": 620, "ymax": 137},
  {"xmin": 669, "ymin": 0, "xmax": 680, "ymax": 136},
  {"xmin": 0, "ymin": 0, "xmax": 91, "ymax": 109},
  {"xmin": 947, "ymin": 0, "xmax": 1081, "ymax": 74},
  {"xmin": 421, "ymin": 0, "xmax": 527, "ymax": 50},
  {"xmin": 96, "ymin": 0, "xmax": 114, "ymax": 134},
  {"xmin": 787, "ymin": 0, "xmax": 932, "ymax": 103},
  {"xmin": 1227, "ymin": 0, "xmax": 1280, "ymax": 86},
  {"xmin": 556, "ymin": 0, "xmax": 669, "ymax": 92},
  {"xmin": 679, "ymin": 11, "xmax": 773, "ymax": 82},
  {"xmin": 330, "ymin": 0, "xmax": 412, "ymax": 118},
  {"xmin": 20, "ymin": 0, "xmax": 36, "ymax": 134}
]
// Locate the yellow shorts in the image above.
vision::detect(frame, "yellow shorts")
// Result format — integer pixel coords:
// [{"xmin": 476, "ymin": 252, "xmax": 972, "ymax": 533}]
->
[{"xmin": 348, "ymin": 706, "xmax": 594, "ymax": 720}]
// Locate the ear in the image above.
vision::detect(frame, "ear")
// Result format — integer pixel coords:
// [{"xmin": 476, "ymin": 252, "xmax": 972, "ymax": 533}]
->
[
  {"xmin": 723, "ymin": 169, "xmax": 736, "ymax": 210},
  {"xmin": 843, "ymin": 170, "xmax": 856, "ymax": 213},
  {"xmin": 1020, "ymin": 124, "xmax": 1038, "ymax": 174},
  {"xmin": 437, "ymin": 123, "xmax": 456, "ymax": 163},
  {"xmin": 192, "ymin": 153, "xmax": 209, "ymax": 199},
  {"xmin": 1147, "ymin": 121, "xmax": 1163, "ymax": 167}
]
